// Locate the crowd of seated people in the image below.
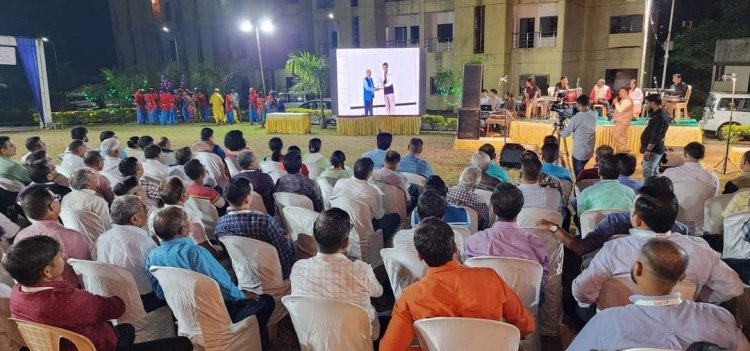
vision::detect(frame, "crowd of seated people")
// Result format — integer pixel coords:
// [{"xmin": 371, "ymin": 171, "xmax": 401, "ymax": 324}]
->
[{"xmin": 0, "ymin": 126, "xmax": 746, "ymax": 351}]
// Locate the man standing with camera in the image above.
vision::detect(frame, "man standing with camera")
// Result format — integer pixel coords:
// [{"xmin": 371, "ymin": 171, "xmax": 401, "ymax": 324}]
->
[
  {"xmin": 641, "ymin": 94, "xmax": 670, "ymax": 178},
  {"xmin": 559, "ymin": 95, "xmax": 597, "ymax": 176}
]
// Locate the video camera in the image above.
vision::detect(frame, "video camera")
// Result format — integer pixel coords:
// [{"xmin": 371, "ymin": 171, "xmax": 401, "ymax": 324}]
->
[{"xmin": 550, "ymin": 100, "xmax": 578, "ymax": 128}]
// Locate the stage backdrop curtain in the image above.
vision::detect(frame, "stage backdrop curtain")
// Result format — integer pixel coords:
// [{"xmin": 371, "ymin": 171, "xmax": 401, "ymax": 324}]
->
[
  {"xmin": 15, "ymin": 37, "xmax": 47, "ymax": 128},
  {"xmin": 337, "ymin": 116, "xmax": 421, "ymax": 135}
]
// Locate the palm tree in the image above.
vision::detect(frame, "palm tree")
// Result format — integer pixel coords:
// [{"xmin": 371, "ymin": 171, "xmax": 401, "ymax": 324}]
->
[{"xmin": 286, "ymin": 52, "xmax": 329, "ymax": 129}]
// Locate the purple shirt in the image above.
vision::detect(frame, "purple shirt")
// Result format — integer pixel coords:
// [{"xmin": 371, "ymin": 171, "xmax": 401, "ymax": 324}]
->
[{"xmin": 463, "ymin": 221, "xmax": 550, "ymax": 287}]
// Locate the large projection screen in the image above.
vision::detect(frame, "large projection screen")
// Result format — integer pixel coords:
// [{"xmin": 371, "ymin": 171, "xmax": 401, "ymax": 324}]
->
[{"xmin": 336, "ymin": 48, "xmax": 420, "ymax": 116}]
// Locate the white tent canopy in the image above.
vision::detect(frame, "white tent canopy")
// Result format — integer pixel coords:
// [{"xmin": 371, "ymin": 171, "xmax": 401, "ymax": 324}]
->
[{"xmin": 0, "ymin": 35, "xmax": 52, "ymax": 129}]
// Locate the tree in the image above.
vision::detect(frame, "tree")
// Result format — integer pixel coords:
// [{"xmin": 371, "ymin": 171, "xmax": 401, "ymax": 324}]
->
[
  {"xmin": 190, "ymin": 64, "xmax": 228, "ymax": 91},
  {"xmin": 434, "ymin": 56, "xmax": 485, "ymax": 110},
  {"xmin": 78, "ymin": 68, "xmax": 142, "ymax": 124},
  {"xmin": 286, "ymin": 52, "xmax": 329, "ymax": 129}
]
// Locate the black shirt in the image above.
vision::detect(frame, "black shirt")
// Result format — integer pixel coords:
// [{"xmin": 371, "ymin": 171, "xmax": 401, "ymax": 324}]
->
[{"xmin": 640, "ymin": 107, "xmax": 670, "ymax": 154}]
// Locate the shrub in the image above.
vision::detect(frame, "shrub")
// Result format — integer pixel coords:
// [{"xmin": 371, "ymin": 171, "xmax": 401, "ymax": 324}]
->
[
  {"xmin": 286, "ymin": 108, "xmax": 332, "ymax": 116},
  {"xmin": 33, "ymin": 108, "xmax": 136, "ymax": 127}
]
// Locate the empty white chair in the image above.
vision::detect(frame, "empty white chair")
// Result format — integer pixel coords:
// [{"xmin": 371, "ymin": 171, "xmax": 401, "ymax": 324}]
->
[
  {"xmin": 68, "ymin": 259, "xmax": 174, "ymax": 343},
  {"xmin": 525, "ymin": 228, "xmax": 564, "ymax": 337},
  {"xmin": 283, "ymin": 206, "xmax": 319, "ymax": 241},
  {"xmin": 331, "ymin": 196, "xmax": 384, "ymax": 268},
  {"xmin": 414, "ymin": 317, "xmax": 520, "ymax": 351},
  {"xmin": 0, "ymin": 178, "xmax": 23, "ymax": 193},
  {"xmin": 580, "ymin": 209, "xmax": 625, "ymax": 238},
  {"xmin": 704, "ymin": 192, "xmax": 745, "ymax": 235},
  {"xmin": 574, "ymin": 179, "xmax": 599, "ymax": 197},
  {"xmin": 218, "ymin": 236, "xmax": 290, "ymax": 325},
  {"xmin": 474, "ymin": 189, "xmax": 493, "ymax": 212},
  {"xmin": 282, "ymin": 295, "xmax": 373, "ymax": 351},
  {"xmin": 371, "ymin": 182, "xmax": 409, "ymax": 229},
  {"xmin": 194, "ymin": 151, "xmax": 229, "ymax": 188},
  {"xmin": 462, "ymin": 206, "xmax": 479, "ymax": 233},
  {"xmin": 722, "ymin": 211, "xmax": 750, "ymax": 259},
  {"xmin": 516, "ymin": 208, "xmax": 562, "ymax": 229},
  {"xmin": 381, "ymin": 248, "xmax": 427, "ymax": 299},
  {"xmin": 317, "ymin": 177, "xmax": 336, "ymax": 210},
  {"xmin": 149, "ymin": 266, "xmax": 262, "ymax": 351},
  {"xmin": 305, "ymin": 162, "xmax": 325, "ymax": 180},
  {"xmin": 399, "ymin": 172, "xmax": 426, "ymax": 191},
  {"xmin": 673, "ymin": 181, "xmax": 717, "ymax": 235},
  {"xmin": 274, "ymin": 192, "xmax": 315, "ymax": 230},
  {"xmin": 59, "ymin": 208, "xmax": 105, "ymax": 246},
  {"xmin": 183, "ymin": 197, "xmax": 219, "ymax": 240},
  {"xmin": 249, "ymin": 191, "xmax": 267, "ymax": 214},
  {"xmin": 225, "ymin": 157, "xmax": 241, "ymax": 177}
]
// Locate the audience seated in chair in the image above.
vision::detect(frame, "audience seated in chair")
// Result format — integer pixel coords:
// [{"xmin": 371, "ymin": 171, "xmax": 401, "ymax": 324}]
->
[
  {"xmin": 191, "ymin": 127, "xmax": 226, "ymax": 160},
  {"xmin": 576, "ymin": 154, "xmax": 635, "ymax": 215},
  {"xmin": 62, "ymin": 168, "xmax": 112, "ymax": 231},
  {"xmin": 274, "ymin": 150, "xmax": 323, "ymax": 212},
  {"xmin": 379, "ymin": 217, "xmax": 535, "ymax": 349},
  {"xmin": 184, "ymin": 159, "xmax": 227, "ymax": 210},
  {"xmin": 98, "ymin": 131, "xmax": 126, "ymax": 159},
  {"xmin": 233, "ymin": 150, "xmax": 276, "ymax": 216},
  {"xmin": 119, "ymin": 157, "xmax": 161, "ymax": 204},
  {"xmin": 576, "ymin": 145, "xmax": 614, "ymax": 182},
  {"xmin": 362, "ymin": 132, "xmax": 392, "ymax": 169},
  {"xmin": 663, "ymin": 142, "xmax": 719, "ymax": 193},
  {"xmin": 167, "ymin": 147, "xmax": 193, "ymax": 183},
  {"xmin": 4, "ymin": 236, "xmax": 193, "ymax": 351},
  {"xmin": 303, "ymin": 137, "xmax": 329, "ymax": 168},
  {"xmin": 319, "ymin": 150, "xmax": 351, "ymax": 180},
  {"xmin": 83, "ymin": 151, "xmax": 114, "ymax": 204},
  {"xmin": 464, "ymin": 183, "xmax": 550, "ymax": 287},
  {"xmin": 395, "ymin": 190, "xmax": 449, "ymax": 252},
  {"xmin": 223, "ymin": 130, "xmax": 249, "ymax": 171},
  {"xmin": 479, "ymin": 143, "xmax": 509, "ymax": 183},
  {"xmin": 471, "ymin": 151, "xmax": 501, "ymax": 192},
  {"xmin": 156, "ymin": 137, "xmax": 177, "ymax": 166},
  {"xmin": 17, "ymin": 162, "xmax": 71, "ymax": 202},
  {"xmin": 724, "ymin": 150, "xmax": 750, "ymax": 194},
  {"xmin": 371, "ymin": 150, "xmax": 411, "ymax": 207},
  {"xmin": 568, "ymin": 240, "xmax": 750, "ymax": 351},
  {"xmin": 616, "ymin": 152, "xmax": 642, "ymax": 192},
  {"xmin": 20, "ymin": 136, "xmax": 45, "ymax": 164},
  {"xmin": 540, "ymin": 142, "xmax": 573, "ymax": 182},
  {"xmin": 141, "ymin": 144, "xmax": 169, "ymax": 181},
  {"xmin": 397, "ymin": 138, "xmax": 433, "ymax": 178},
  {"xmin": 411, "ymin": 175, "xmax": 469, "ymax": 228},
  {"xmin": 0, "ymin": 136, "xmax": 31, "ymax": 185},
  {"xmin": 59, "ymin": 140, "xmax": 86, "ymax": 174},
  {"xmin": 290, "ymin": 208, "xmax": 383, "ymax": 339},
  {"xmin": 516, "ymin": 153, "xmax": 562, "ymax": 212},
  {"xmin": 446, "ymin": 167, "xmax": 491, "ymax": 230},
  {"xmin": 100, "ymin": 137, "xmax": 124, "ymax": 184}
]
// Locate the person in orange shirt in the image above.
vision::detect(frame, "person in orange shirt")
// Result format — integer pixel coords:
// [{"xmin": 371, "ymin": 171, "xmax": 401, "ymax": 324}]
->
[{"xmin": 380, "ymin": 217, "xmax": 535, "ymax": 350}]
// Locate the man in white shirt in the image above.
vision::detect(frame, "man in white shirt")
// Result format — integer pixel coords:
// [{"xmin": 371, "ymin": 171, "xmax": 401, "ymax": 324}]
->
[
  {"xmin": 290, "ymin": 208, "xmax": 383, "ymax": 338},
  {"xmin": 516, "ymin": 154, "xmax": 561, "ymax": 212},
  {"xmin": 612, "ymin": 87, "xmax": 634, "ymax": 152},
  {"xmin": 94, "ymin": 195, "xmax": 165, "ymax": 312},
  {"xmin": 142, "ymin": 144, "xmax": 169, "ymax": 180},
  {"xmin": 58, "ymin": 139, "xmax": 87, "ymax": 178},
  {"xmin": 370, "ymin": 150, "xmax": 410, "ymax": 207},
  {"xmin": 589, "ymin": 79, "xmax": 612, "ymax": 116},
  {"xmin": 21, "ymin": 136, "xmax": 46, "ymax": 164},
  {"xmin": 663, "ymin": 141, "xmax": 720, "ymax": 192},
  {"xmin": 381, "ymin": 62, "xmax": 396, "ymax": 115},
  {"xmin": 61, "ymin": 168, "xmax": 113, "ymax": 233},
  {"xmin": 100, "ymin": 137, "xmax": 123, "ymax": 185}
]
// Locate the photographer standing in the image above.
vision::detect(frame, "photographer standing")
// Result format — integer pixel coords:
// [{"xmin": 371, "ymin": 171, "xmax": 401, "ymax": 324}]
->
[{"xmin": 559, "ymin": 95, "xmax": 597, "ymax": 176}]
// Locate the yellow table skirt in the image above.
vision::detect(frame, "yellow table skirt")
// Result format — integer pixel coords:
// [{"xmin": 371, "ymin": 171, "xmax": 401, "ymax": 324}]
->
[
  {"xmin": 265, "ymin": 113, "xmax": 311, "ymax": 134},
  {"xmin": 730, "ymin": 146, "xmax": 750, "ymax": 164},
  {"xmin": 337, "ymin": 116, "xmax": 421, "ymax": 136}
]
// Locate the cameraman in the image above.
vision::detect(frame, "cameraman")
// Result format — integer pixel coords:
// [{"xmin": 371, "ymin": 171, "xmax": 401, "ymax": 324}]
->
[{"xmin": 559, "ymin": 95, "xmax": 597, "ymax": 176}]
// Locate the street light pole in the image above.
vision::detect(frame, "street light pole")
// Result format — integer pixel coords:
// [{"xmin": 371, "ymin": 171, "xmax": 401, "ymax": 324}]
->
[
  {"xmin": 660, "ymin": 0, "xmax": 676, "ymax": 90},
  {"xmin": 162, "ymin": 26, "xmax": 180, "ymax": 72},
  {"xmin": 255, "ymin": 28, "xmax": 267, "ymax": 95},
  {"xmin": 41, "ymin": 37, "xmax": 59, "ymax": 72},
  {"xmin": 240, "ymin": 19, "xmax": 273, "ymax": 94}
]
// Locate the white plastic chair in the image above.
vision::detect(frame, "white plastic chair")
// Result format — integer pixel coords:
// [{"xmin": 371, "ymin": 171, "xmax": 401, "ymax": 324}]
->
[
  {"xmin": 474, "ymin": 189, "xmax": 493, "ymax": 213},
  {"xmin": 574, "ymin": 179, "xmax": 599, "ymax": 197},
  {"xmin": 183, "ymin": 197, "xmax": 219, "ymax": 240},
  {"xmin": 579, "ymin": 209, "xmax": 625, "ymax": 238},
  {"xmin": 380, "ymin": 248, "xmax": 427, "ymax": 299},
  {"xmin": 516, "ymin": 208, "xmax": 563, "ymax": 229},
  {"xmin": 218, "ymin": 236, "xmax": 290, "ymax": 325},
  {"xmin": 281, "ymin": 295, "xmax": 373, "ymax": 351},
  {"xmin": 260, "ymin": 160, "xmax": 283, "ymax": 173},
  {"xmin": 68, "ymin": 259, "xmax": 175, "ymax": 343},
  {"xmin": 0, "ymin": 178, "xmax": 23, "ymax": 193},
  {"xmin": 149, "ymin": 266, "xmax": 262, "ymax": 351},
  {"xmin": 462, "ymin": 206, "xmax": 479, "ymax": 233},
  {"xmin": 194, "ymin": 151, "xmax": 229, "ymax": 188},
  {"xmin": 704, "ymin": 192, "xmax": 744, "ymax": 235},
  {"xmin": 274, "ymin": 192, "xmax": 315, "ymax": 231},
  {"xmin": 673, "ymin": 181, "xmax": 717, "ymax": 235},
  {"xmin": 316, "ymin": 177, "xmax": 336, "ymax": 210},
  {"xmin": 59, "ymin": 208, "xmax": 105, "ymax": 246},
  {"xmin": 248, "ymin": 191, "xmax": 268, "ymax": 214},
  {"xmin": 371, "ymin": 182, "xmax": 409, "ymax": 229},
  {"xmin": 269, "ymin": 170, "xmax": 286, "ymax": 184},
  {"xmin": 596, "ymin": 274, "xmax": 697, "ymax": 310},
  {"xmin": 723, "ymin": 211, "xmax": 750, "ymax": 259},
  {"xmin": 282, "ymin": 206, "xmax": 319, "ymax": 241},
  {"xmin": 414, "ymin": 317, "xmax": 521, "ymax": 351},
  {"xmin": 525, "ymin": 228, "xmax": 564, "ymax": 337},
  {"xmin": 305, "ymin": 162, "xmax": 325, "ymax": 180},
  {"xmin": 399, "ymin": 172, "xmax": 426, "ymax": 191},
  {"xmin": 225, "ymin": 158, "xmax": 241, "ymax": 177},
  {"xmin": 331, "ymin": 196, "xmax": 384, "ymax": 268}
]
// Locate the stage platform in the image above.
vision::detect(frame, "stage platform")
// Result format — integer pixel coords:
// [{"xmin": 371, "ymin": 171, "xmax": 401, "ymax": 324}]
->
[
  {"xmin": 453, "ymin": 118, "xmax": 703, "ymax": 152},
  {"xmin": 337, "ymin": 115, "xmax": 421, "ymax": 136}
]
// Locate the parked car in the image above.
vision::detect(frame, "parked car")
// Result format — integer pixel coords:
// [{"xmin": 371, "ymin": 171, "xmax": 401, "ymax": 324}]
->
[
  {"xmin": 279, "ymin": 93, "xmax": 314, "ymax": 109},
  {"xmin": 701, "ymin": 91, "xmax": 750, "ymax": 140},
  {"xmin": 296, "ymin": 99, "xmax": 336, "ymax": 126},
  {"xmin": 64, "ymin": 93, "xmax": 98, "ymax": 111}
]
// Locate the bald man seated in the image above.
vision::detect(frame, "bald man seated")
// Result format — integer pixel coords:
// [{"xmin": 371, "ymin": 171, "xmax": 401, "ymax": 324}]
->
[{"xmin": 568, "ymin": 239, "xmax": 750, "ymax": 350}]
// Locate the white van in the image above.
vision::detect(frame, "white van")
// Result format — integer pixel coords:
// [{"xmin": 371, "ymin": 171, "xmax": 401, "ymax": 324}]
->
[{"xmin": 701, "ymin": 91, "xmax": 750, "ymax": 140}]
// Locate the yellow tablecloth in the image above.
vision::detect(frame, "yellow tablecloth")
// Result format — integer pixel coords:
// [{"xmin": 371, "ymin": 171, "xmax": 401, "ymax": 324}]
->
[
  {"xmin": 265, "ymin": 113, "xmax": 311, "ymax": 134},
  {"xmin": 730, "ymin": 146, "xmax": 750, "ymax": 164},
  {"xmin": 337, "ymin": 116, "xmax": 421, "ymax": 136}
]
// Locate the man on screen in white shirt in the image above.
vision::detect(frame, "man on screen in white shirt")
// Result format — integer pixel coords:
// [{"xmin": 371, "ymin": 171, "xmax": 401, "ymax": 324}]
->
[{"xmin": 381, "ymin": 62, "xmax": 396, "ymax": 115}]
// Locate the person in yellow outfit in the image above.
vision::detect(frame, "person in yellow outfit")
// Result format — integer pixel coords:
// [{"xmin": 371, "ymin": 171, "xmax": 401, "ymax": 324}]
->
[{"xmin": 210, "ymin": 88, "xmax": 226, "ymax": 125}]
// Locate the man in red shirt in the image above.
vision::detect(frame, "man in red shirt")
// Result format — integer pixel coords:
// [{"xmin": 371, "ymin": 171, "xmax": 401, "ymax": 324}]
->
[
  {"xmin": 145, "ymin": 87, "xmax": 158, "ymax": 125},
  {"xmin": 134, "ymin": 89, "xmax": 146, "ymax": 125},
  {"xmin": 159, "ymin": 90, "xmax": 176, "ymax": 125},
  {"xmin": 5, "ymin": 235, "xmax": 192, "ymax": 351},
  {"xmin": 225, "ymin": 90, "xmax": 235, "ymax": 125}
]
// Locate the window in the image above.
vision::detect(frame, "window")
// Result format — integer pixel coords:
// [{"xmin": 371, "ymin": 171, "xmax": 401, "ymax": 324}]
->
[
  {"xmin": 437, "ymin": 23, "xmax": 453, "ymax": 42},
  {"xmin": 163, "ymin": 1, "xmax": 172, "ymax": 21},
  {"xmin": 151, "ymin": 0, "xmax": 161, "ymax": 21},
  {"xmin": 540, "ymin": 16, "xmax": 558, "ymax": 37},
  {"xmin": 410, "ymin": 26, "xmax": 419, "ymax": 45},
  {"xmin": 352, "ymin": 17, "xmax": 360, "ymax": 48},
  {"xmin": 430, "ymin": 77, "xmax": 440, "ymax": 95},
  {"xmin": 518, "ymin": 18, "xmax": 534, "ymax": 48},
  {"xmin": 317, "ymin": 0, "xmax": 334, "ymax": 9},
  {"xmin": 395, "ymin": 26, "xmax": 407, "ymax": 47},
  {"xmin": 351, "ymin": 0, "xmax": 358, "ymax": 6},
  {"xmin": 714, "ymin": 65, "xmax": 726, "ymax": 82},
  {"xmin": 331, "ymin": 31, "xmax": 338, "ymax": 49},
  {"xmin": 610, "ymin": 15, "xmax": 643, "ymax": 34},
  {"xmin": 473, "ymin": 6, "xmax": 485, "ymax": 54},
  {"xmin": 518, "ymin": 75, "xmax": 549, "ymax": 96}
]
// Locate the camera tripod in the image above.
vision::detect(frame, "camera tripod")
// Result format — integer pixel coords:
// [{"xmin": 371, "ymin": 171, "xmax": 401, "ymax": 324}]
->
[{"xmin": 552, "ymin": 119, "xmax": 574, "ymax": 175}]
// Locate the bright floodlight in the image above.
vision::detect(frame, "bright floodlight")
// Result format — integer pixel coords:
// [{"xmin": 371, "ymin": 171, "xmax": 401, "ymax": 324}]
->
[
  {"xmin": 41, "ymin": 37, "xmax": 49, "ymax": 42},
  {"xmin": 239, "ymin": 19, "xmax": 253, "ymax": 33},
  {"xmin": 162, "ymin": 26, "xmax": 170, "ymax": 33},
  {"xmin": 259, "ymin": 18, "xmax": 274, "ymax": 33},
  {"xmin": 328, "ymin": 13, "xmax": 335, "ymax": 19}
]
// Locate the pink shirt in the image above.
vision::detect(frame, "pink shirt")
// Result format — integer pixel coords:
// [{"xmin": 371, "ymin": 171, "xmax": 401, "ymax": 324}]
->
[{"xmin": 14, "ymin": 220, "xmax": 92, "ymax": 287}]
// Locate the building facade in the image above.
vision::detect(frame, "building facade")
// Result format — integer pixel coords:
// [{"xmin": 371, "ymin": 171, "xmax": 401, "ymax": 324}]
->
[{"xmin": 712, "ymin": 38, "xmax": 750, "ymax": 94}]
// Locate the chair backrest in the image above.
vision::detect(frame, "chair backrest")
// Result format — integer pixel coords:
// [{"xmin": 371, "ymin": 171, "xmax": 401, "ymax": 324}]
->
[
  {"xmin": 331, "ymin": 196, "xmax": 383, "ymax": 267},
  {"xmin": 465, "ymin": 256, "xmax": 543, "ymax": 311},
  {"xmin": 305, "ymin": 162, "xmax": 325, "ymax": 180},
  {"xmin": 59, "ymin": 208, "xmax": 104, "ymax": 246},
  {"xmin": 316, "ymin": 177, "xmax": 336, "ymax": 210},
  {"xmin": 462, "ymin": 206, "xmax": 479, "ymax": 234},
  {"xmin": 259, "ymin": 160, "xmax": 282, "ymax": 173},
  {"xmin": 0, "ymin": 178, "xmax": 23, "ymax": 193},
  {"xmin": 67, "ymin": 259, "xmax": 146, "ymax": 325},
  {"xmin": 268, "ymin": 170, "xmax": 286, "ymax": 184},
  {"xmin": 274, "ymin": 192, "xmax": 315, "ymax": 231},
  {"xmin": 371, "ymin": 182, "xmax": 408, "ymax": 229},
  {"xmin": 580, "ymin": 209, "xmax": 625, "ymax": 238},
  {"xmin": 225, "ymin": 157, "xmax": 241, "ymax": 177},
  {"xmin": 380, "ymin": 248, "xmax": 427, "ymax": 299},
  {"xmin": 597, "ymin": 275, "xmax": 697, "ymax": 310},
  {"xmin": 11, "ymin": 318, "xmax": 96, "ymax": 351},
  {"xmin": 474, "ymin": 189, "xmax": 493, "ymax": 212},
  {"xmin": 194, "ymin": 151, "xmax": 228, "ymax": 188},
  {"xmin": 218, "ymin": 236, "xmax": 289, "ymax": 296},
  {"xmin": 684, "ymin": 84, "xmax": 692, "ymax": 103},
  {"xmin": 248, "ymin": 191, "xmax": 267, "ymax": 214},
  {"xmin": 399, "ymin": 172, "xmax": 426, "ymax": 191},
  {"xmin": 704, "ymin": 192, "xmax": 744, "ymax": 234},
  {"xmin": 516, "ymin": 208, "xmax": 562, "ymax": 229},
  {"xmin": 574, "ymin": 179, "xmax": 599, "ymax": 197},
  {"xmin": 414, "ymin": 317, "xmax": 520, "ymax": 351},
  {"xmin": 281, "ymin": 295, "xmax": 373, "ymax": 351},
  {"xmin": 673, "ymin": 181, "xmax": 717, "ymax": 235},
  {"xmin": 525, "ymin": 228, "xmax": 564, "ymax": 335},
  {"xmin": 559, "ymin": 179, "xmax": 573, "ymax": 201},
  {"xmin": 282, "ymin": 206, "xmax": 320, "ymax": 241},
  {"xmin": 184, "ymin": 197, "xmax": 219, "ymax": 239},
  {"xmin": 723, "ymin": 211, "xmax": 750, "ymax": 259}
]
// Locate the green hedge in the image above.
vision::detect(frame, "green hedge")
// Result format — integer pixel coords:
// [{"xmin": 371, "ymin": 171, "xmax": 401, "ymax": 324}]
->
[
  {"xmin": 286, "ymin": 108, "xmax": 333, "ymax": 115},
  {"xmin": 421, "ymin": 114, "xmax": 458, "ymax": 130},
  {"xmin": 33, "ymin": 108, "xmax": 136, "ymax": 126}
]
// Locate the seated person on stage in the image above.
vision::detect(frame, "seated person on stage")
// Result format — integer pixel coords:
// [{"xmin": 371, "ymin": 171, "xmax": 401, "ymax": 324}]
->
[
  {"xmin": 145, "ymin": 206, "xmax": 275, "ymax": 346},
  {"xmin": 362, "ymin": 132, "xmax": 392, "ymax": 169},
  {"xmin": 0, "ymin": 136, "xmax": 31, "ymax": 184},
  {"xmin": 669, "ymin": 73, "xmax": 689, "ymax": 100},
  {"xmin": 5, "ymin": 236, "xmax": 193, "ymax": 351},
  {"xmin": 540, "ymin": 142, "xmax": 573, "ymax": 182},
  {"xmin": 479, "ymin": 89, "xmax": 491, "ymax": 107},
  {"xmin": 371, "ymin": 150, "xmax": 411, "ymax": 207},
  {"xmin": 489, "ymin": 89, "xmax": 501, "ymax": 111},
  {"xmin": 663, "ymin": 142, "xmax": 719, "ymax": 193},
  {"xmin": 183, "ymin": 159, "xmax": 227, "ymax": 211},
  {"xmin": 380, "ymin": 217, "xmax": 535, "ymax": 350},
  {"xmin": 274, "ymin": 150, "xmax": 324, "ymax": 212},
  {"xmin": 411, "ymin": 175, "xmax": 469, "ymax": 228},
  {"xmin": 141, "ymin": 144, "xmax": 169, "ymax": 180},
  {"xmin": 576, "ymin": 145, "xmax": 614, "ymax": 182},
  {"xmin": 504, "ymin": 92, "xmax": 517, "ymax": 116},
  {"xmin": 540, "ymin": 176, "xmax": 689, "ymax": 257},
  {"xmin": 471, "ymin": 151, "xmax": 501, "ymax": 191},
  {"xmin": 589, "ymin": 79, "xmax": 612, "ymax": 116},
  {"xmin": 446, "ymin": 167, "xmax": 492, "ymax": 230},
  {"xmin": 319, "ymin": 150, "xmax": 352, "ymax": 180},
  {"xmin": 576, "ymin": 154, "xmax": 635, "ymax": 215},
  {"xmin": 396, "ymin": 138, "xmax": 433, "ymax": 178},
  {"xmin": 95, "ymin": 195, "xmax": 166, "ymax": 312},
  {"xmin": 616, "ymin": 152, "xmax": 643, "ymax": 192},
  {"xmin": 516, "ymin": 154, "xmax": 562, "ymax": 212},
  {"xmin": 568, "ymin": 239, "xmax": 750, "ymax": 351},
  {"xmin": 479, "ymin": 143, "xmax": 509, "ymax": 183},
  {"xmin": 464, "ymin": 183, "xmax": 550, "ymax": 287},
  {"xmin": 291, "ymin": 208, "xmax": 383, "ymax": 339},
  {"xmin": 572, "ymin": 185, "xmax": 743, "ymax": 309},
  {"xmin": 724, "ymin": 150, "xmax": 750, "ymax": 194}
]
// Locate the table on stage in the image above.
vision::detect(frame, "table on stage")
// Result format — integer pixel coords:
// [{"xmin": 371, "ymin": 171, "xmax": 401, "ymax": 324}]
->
[{"xmin": 265, "ymin": 112, "xmax": 311, "ymax": 134}]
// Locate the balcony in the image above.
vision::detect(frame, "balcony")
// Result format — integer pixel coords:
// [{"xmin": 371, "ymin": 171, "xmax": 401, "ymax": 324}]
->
[
  {"xmin": 316, "ymin": 0, "xmax": 334, "ymax": 9},
  {"xmin": 512, "ymin": 32, "xmax": 557, "ymax": 49},
  {"xmin": 425, "ymin": 38, "xmax": 454, "ymax": 53},
  {"xmin": 385, "ymin": 39, "xmax": 420, "ymax": 48}
]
